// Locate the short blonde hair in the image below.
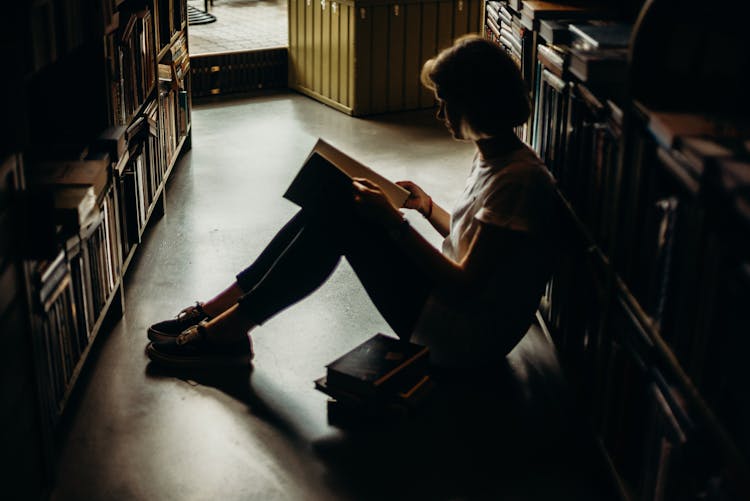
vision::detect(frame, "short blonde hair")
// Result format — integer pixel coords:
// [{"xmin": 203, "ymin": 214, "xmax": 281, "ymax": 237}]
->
[{"xmin": 421, "ymin": 35, "xmax": 530, "ymax": 137}]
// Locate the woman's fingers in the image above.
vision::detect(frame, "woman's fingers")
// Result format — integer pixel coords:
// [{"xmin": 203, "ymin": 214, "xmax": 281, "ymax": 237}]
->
[{"xmin": 395, "ymin": 180, "xmax": 428, "ymax": 209}]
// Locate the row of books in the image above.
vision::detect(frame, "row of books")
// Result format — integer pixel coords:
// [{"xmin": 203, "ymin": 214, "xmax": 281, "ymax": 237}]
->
[
  {"xmin": 7, "ymin": 0, "xmax": 194, "ymax": 491},
  {"xmin": 615, "ymin": 107, "xmax": 750, "ymax": 461},
  {"xmin": 597, "ymin": 298, "xmax": 706, "ymax": 501},
  {"xmin": 487, "ymin": 2, "xmax": 749, "ymax": 498},
  {"xmin": 105, "ymin": 6, "xmax": 157, "ymax": 126},
  {"xmin": 156, "ymin": 0, "xmax": 187, "ymax": 54},
  {"xmin": 158, "ymin": 59, "xmax": 191, "ymax": 169},
  {"xmin": 190, "ymin": 49, "xmax": 289, "ymax": 98},
  {"xmin": 30, "ymin": 251, "xmax": 79, "ymax": 432},
  {"xmin": 22, "ymin": 100, "xmax": 180, "ymax": 436},
  {"xmin": 29, "ymin": 179, "xmax": 120, "ymax": 436}
]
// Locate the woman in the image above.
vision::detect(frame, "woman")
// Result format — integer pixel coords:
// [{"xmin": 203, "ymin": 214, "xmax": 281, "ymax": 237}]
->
[{"xmin": 146, "ymin": 35, "xmax": 559, "ymax": 369}]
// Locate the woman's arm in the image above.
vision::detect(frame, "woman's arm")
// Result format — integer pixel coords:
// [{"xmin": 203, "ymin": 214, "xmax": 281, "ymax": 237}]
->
[
  {"xmin": 396, "ymin": 180, "xmax": 450, "ymax": 237},
  {"xmin": 353, "ymin": 178, "xmax": 519, "ymax": 292}
]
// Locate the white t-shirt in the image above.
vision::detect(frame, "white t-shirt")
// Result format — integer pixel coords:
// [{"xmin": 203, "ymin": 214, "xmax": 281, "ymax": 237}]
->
[{"xmin": 412, "ymin": 145, "xmax": 558, "ymax": 368}]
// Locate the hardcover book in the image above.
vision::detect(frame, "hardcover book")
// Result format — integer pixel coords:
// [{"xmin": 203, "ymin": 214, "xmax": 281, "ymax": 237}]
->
[
  {"xmin": 51, "ymin": 185, "xmax": 100, "ymax": 231},
  {"xmin": 284, "ymin": 139, "xmax": 410, "ymax": 211},
  {"xmin": 568, "ymin": 22, "xmax": 632, "ymax": 50},
  {"xmin": 568, "ymin": 47, "xmax": 628, "ymax": 84},
  {"xmin": 29, "ymin": 158, "xmax": 111, "ymax": 199},
  {"xmin": 323, "ymin": 333, "xmax": 430, "ymax": 398},
  {"xmin": 538, "ymin": 19, "xmax": 574, "ymax": 44}
]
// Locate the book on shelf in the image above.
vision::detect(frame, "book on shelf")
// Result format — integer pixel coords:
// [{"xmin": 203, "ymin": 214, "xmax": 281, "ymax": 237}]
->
[
  {"xmin": 568, "ymin": 47, "xmax": 628, "ymax": 85},
  {"xmin": 284, "ymin": 139, "xmax": 410, "ymax": 211},
  {"xmin": 645, "ymin": 108, "xmax": 750, "ymax": 152},
  {"xmin": 65, "ymin": 233, "xmax": 94, "ymax": 336},
  {"xmin": 499, "ymin": 3, "xmax": 516, "ymax": 25},
  {"xmin": 320, "ymin": 333, "xmax": 430, "ymax": 398},
  {"xmin": 537, "ymin": 44, "xmax": 567, "ymax": 77},
  {"xmin": 538, "ymin": 18, "xmax": 574, "ymax": 45},
  {"xmin": 36, "ymin": 249, "xmax": 68, "ymax": 306},
  {"xmin": 92, "ymin": 125, "xmax": 128, "ymax": 163},
  {"xmin": 50, "ymin": 186, "xmax": 100, "ymax": 232},
  {"xmin": 520, "ymin": 1, "xmax": 609, "ymax": 30},
  {"xmin": 508, "ymin": 0, "xmax": 522, "ymax": 14},
  {"xmin": 486, "ymin": 1, "xmax": 501, "ymax": 23},
  {"xmin": 568, "ymin": 22, "xmax": 632, "ymax": 50},
  {"xmin": 28, "ymin": 157, "xmax": 111, "ymax": 201},
  {"xmin": 677, "ymin": 136, "xmax": 747, "ymax": 176}
]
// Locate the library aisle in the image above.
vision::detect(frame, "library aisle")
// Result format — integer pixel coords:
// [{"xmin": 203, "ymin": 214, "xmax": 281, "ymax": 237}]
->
[{"xmin": 51, "ymin": 92, "xmax": 611, "ymax": 500}]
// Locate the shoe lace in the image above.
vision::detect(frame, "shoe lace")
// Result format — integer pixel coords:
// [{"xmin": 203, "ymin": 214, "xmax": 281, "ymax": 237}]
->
[
  {"xmin": 177, "ymin": 303, "xmax": 204, "ymax": 321},
  {"xmin": 176, "ymin": 322, "xmax": 208, "ymax": 346}
]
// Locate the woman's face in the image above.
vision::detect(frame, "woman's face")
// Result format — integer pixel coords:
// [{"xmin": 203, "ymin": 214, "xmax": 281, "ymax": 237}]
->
[{"xmin": 435, "ymin": 93, "xmax": 464, "ymax": 140}]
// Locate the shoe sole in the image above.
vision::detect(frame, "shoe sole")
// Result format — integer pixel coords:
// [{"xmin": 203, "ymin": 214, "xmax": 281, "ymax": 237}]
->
[{"xmin": 145, "ymin": 343, "xmax": 254, "ymax": 369}]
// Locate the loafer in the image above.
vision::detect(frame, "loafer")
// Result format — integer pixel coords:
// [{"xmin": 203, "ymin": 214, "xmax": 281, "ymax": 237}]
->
[
  {"xmin": 146, "ymin": 324, "xmax": 254, "ymax": 369},
  {"xmin": 148, "ymin": 303, "xmax": 210, "ymax": 344}
]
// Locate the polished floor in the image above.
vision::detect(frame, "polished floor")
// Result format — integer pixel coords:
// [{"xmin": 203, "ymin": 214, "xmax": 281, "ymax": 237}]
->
[{"xmin": 51, "ymin": 92, "xmax": 613, "ymax": 500}]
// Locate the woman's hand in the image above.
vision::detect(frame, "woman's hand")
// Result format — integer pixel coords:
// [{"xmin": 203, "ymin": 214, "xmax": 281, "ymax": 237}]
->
[
  {"xmin": 352, "ymin": 178, "xmax": 403, "ymax": 227},
  {"xmin": 396, "ymin": 180, "xmax": 432, "ymax": 216}
]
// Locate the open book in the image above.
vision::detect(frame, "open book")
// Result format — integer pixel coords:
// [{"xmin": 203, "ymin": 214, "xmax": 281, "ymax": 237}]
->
[{"xmin": 284, "ymin": 139, "xmax": 410, "ymax": 210}]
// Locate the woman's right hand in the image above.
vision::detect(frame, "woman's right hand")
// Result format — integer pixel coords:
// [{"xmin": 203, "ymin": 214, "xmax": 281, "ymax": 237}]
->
[{"xmin": 396, "ymin": 180, "xmax": 431, "ymax": 215}]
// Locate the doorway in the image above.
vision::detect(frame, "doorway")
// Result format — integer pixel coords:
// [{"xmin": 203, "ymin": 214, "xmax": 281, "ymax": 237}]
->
[{"xmin": 187, "ymin": 0, "xmax": 289, "ymax": 97}]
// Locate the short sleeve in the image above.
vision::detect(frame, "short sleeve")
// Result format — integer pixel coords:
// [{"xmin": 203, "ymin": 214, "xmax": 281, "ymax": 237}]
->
[{"xmin": 475, "ymin": 164, "xmax": 556, "ymax": 239}]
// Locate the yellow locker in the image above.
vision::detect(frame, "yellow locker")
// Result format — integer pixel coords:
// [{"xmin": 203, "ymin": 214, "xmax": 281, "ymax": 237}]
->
[{"xmin": 288, "ymin": 0, "xmax": 482, "ymax": 116}]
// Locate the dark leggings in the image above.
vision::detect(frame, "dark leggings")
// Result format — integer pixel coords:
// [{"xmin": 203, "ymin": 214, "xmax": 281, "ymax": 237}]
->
[{"xmin": 235, "ymin": 209, "xmax": 433, "ymax": 338}]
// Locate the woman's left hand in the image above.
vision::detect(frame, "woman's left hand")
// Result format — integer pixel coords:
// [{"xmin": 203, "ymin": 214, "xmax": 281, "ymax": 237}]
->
[{"xmin": 352, "ymin": 177, "xmax": 403, "ymax": 227}]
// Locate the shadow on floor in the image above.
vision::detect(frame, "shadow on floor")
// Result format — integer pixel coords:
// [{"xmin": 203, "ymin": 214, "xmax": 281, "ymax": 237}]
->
[
  {"xmin": 143, "ymin": 326, "xmax": 614, "ymax": 501},
  {"xmin": 145, "ymin": 362, "xmax": 317, "ymax": 445}
]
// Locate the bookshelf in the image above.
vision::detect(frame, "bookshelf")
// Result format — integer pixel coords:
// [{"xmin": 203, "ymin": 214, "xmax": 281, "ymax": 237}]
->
[
  {"xmin": 486, "ymin": 0, "xmax": 750, "ymax": 499},
  {"xmin": 0, "ymin": 0, "xmax": 192, "ymax": 496}
]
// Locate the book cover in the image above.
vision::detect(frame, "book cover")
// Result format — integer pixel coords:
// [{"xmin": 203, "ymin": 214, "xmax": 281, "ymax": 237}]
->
[
  {"xmin": 569, "ymin": 22, "xmax": 632, "ymax": 50},
  {"xmin": 537, "ymin": 46, "xmax": 567, "ymax": 76},
  {"xmin": 568, "ymin": 47, "xmax": 628, "ymax": 84},
  {"xmin": 53, "ymin": 186, "xmax": 99, "ymax": 228},
  {"xmin": 325, "ymin": 333, "xmax": 430, "ymax": 397},
  {"xmin": 30, "ymin": 158, "xmax": 111, "ymax": 200},
  {"xmin": 646, "ymin": 110, "xmax": 750, "ymax": 150},
  {"xmin": 284, "ymin": 139, "xmax": 410, "ymax": 211},
  {"xmin": 538, "ymin": 19, "xmax": 574, "ymax": 45}
]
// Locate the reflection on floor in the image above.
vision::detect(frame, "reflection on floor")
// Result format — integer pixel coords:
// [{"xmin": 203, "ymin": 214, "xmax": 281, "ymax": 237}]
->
[
  {"xmin": 51, "ymin": 92, "xmax": 615, "ymax": 500},
  {"xmin": 187, "ymin": 0, "xmax": 288, "ymax": 55}
]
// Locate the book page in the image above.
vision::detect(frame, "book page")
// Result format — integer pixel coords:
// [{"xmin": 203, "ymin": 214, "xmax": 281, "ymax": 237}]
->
[{"xmin": 310, "ymin": 139, "xmax": 411, "ymax": 208}]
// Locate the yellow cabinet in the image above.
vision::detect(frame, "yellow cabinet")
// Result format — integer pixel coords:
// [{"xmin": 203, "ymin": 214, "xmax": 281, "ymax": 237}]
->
[{"xmin": 288, "ymin": 0, "xmax": 482, "ymax": 116}]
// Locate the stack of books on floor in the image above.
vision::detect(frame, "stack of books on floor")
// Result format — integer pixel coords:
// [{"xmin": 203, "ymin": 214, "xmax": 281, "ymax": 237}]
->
[{"xmin": 315, "ymin": 333, "xmax": 434, "ymax": 428}]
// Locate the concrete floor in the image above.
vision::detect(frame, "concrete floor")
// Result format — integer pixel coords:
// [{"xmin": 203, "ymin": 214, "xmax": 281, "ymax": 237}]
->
[{"xmin": 51, "ymin": 92, "xmax": 613, "ymax": 500}]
